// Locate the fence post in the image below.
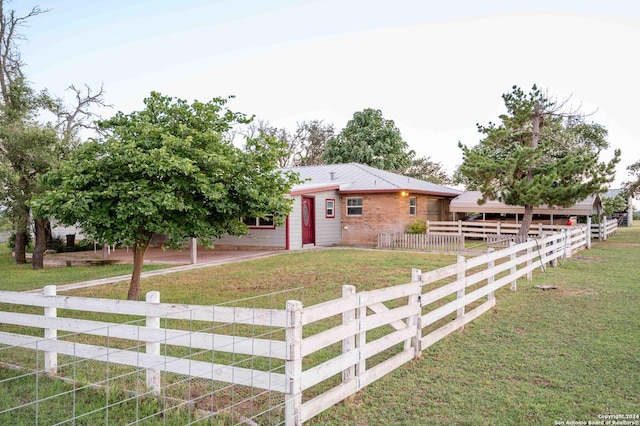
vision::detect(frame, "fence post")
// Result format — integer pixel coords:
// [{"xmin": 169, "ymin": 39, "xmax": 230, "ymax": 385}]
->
[
  {"xmin": 342, "ymin": 285, "xmax": 356, "ymax": 384},
  {"xmin": 285, "ymin": 300, "xmax": 303, "ymax": 426},
  {"xmin": 456, "ymin": 256, "xmax": 466, "ymax": 323},
  {"xmin": 356, "ymin": 294, "xmax": 366, "ymax": 384},
  {"xmin": 497, "ymin": 221, "xmax": 501, "ymax": 236},
  {"xmin": 189, "ymin": 237, "xmax": 197, "ymax": 264},
  {"xmin": 550, "ymin": 234, "xmax": 559, "ymax": 268},
  {"xmin": 563, "ymin": 229, "xmax": 570, "ymax": 259},
  {"xmin": 487, "ymin": 249, "xmax": 495, "ymax": 301},
  {"xmin": 526, "ymin": 239, "xmax": 533, "ymax": 281},
  {"xmin": 509, "ymin": 241, "xmax": 517, "ymax": 291},
  {"xmin": 586, "ymin": 217, "xmax": 592, "ymax": 249},
  {"xmin": 408, "ymin": 269, "xmax": 422, "ymax": 359},
  {"xmin": 44, "ymin": 285, "xmax": 57, "ymax": 375},
  {"xmin": 458, "ymin": 220, "xmax": 462, "ymax": 235},
  {"xmin": 145, "ymin": 291, "xmax": 161, "ymax": 395},
  {"xmin": 602, "ymin": 216, "xmax": 608, "ymax": 241}
]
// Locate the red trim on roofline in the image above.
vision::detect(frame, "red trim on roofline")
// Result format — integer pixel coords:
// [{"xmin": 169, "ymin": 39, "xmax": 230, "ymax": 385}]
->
[
  {"xmin": 337, "ymin": 189, "xmax": 460, "ymax": 197},
  {"xmin": 290, "ymin": 184, "xmax": 340, "ymax": 196}
]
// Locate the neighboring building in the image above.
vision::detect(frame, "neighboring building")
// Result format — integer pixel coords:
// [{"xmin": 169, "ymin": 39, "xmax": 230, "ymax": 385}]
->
[{"xmin": 213, "ymin": 163, "xmax": 462, "ymax": 249}]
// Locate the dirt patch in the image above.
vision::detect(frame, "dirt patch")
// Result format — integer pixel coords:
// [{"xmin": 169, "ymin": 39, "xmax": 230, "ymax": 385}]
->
[{"xmin": 603, "ymin": 242, "xmax": 640, "ymax": 247}]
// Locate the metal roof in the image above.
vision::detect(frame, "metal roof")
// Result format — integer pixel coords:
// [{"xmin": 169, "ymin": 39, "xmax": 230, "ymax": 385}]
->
[
  {"xmin": 284, "ymin": 163, "xmax": 462, "ymax": 197},
  {"xmin": 450, "ymin": 191, "xmax": 602, "ymax": 216}
]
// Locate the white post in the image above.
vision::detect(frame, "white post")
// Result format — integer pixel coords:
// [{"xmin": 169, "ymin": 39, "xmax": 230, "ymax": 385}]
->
[
  {"xmin": 458, "ymin": 220, "xmax": 462, "ymax": 235},
  {"xmin": 44, "ymin": 285, "xmax": 57, "ymax": 375},
  {"xmin": 456, "ymin": 256, "xmax": 466, "ymax": 321},
  {"xmin": 356, "ymin": 296, "xmax": 366, "ymax": 382},
  {"xmin": 408, "ymin": 269, "xmax": 422, "ymax": 357},
  {"xmin": 509, "ymin": 241, "xmax": 517, "ymax": 291},
  {"xmin": 526, "ymin": 239, "xmax": 533, "ymax": 281},
  {"xmin": 189, "ymin": 237, "xmax": 198, "ymax": 265},
  {"xmin": 145, "ymin": 291, "xmax": 161, "ymax": 394},
  {"xmin": 285, "ymin": 300, "xmax": 303, "ymax": 426},
  {"xmin": 602, "ymin": 216, "xmax": 608, "ymax": 241},
  {"xmin": 586, "ymin": 217, "xmax": 592, "ymax": 249},
  {"xmin": 342, "ymin": 285, "xmax": 356, "ymax": 383},
  {"xmin": 487, "ymin": 249, "xmax": 495, "ymax": 301}
]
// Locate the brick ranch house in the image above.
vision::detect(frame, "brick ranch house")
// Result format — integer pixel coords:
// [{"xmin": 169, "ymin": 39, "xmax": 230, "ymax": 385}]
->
[{"xmin": 213, "ymin": 163, "xmax": 462, "ymax": 250}]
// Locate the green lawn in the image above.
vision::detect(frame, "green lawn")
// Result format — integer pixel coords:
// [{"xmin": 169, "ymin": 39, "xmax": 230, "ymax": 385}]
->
[
  {"xmin": 1, "ymin": 227, "xmax": 638, "ymax": 425},
  {"xmin": 0, "ymin": 245, "xmax": 172, "ymax": 292}
]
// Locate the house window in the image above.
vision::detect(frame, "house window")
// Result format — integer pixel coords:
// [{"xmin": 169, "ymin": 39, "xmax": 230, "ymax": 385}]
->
[
  {"xmin": 346, "ymin": 197, "xmax": 363, "ymax": 216},
  {"xmin": 409, "ymin": 197, "xmax": 417, "ymax": 216},
  {"xmin": 242, "ymin": 215, "xmax": 275, "ymax": 229},
  {"xmin": 326, "ymin": 199, "xmax": 335, "ymax": 218}
]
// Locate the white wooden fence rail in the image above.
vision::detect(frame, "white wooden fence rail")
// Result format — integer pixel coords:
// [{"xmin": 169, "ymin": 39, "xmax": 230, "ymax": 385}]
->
[{"xmin": 0, "ymin": 226, "xmax": 590, "ymax": 425}]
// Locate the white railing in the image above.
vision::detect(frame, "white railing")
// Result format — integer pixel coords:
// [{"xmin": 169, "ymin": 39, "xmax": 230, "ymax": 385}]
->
[
  {"xmin": 377, "ymin": 232, "xmax": 464, "ymax": 251},
  {"xmin": 427, "ymin": 220, "xmax": 573, "ymax": 239},
  {"xmin": 591, "ymin": 218, "xmax": 618, "ymax": 240},
  {"xmin": 0, "ymin": 227, "xmax": 590, "ymax": 425}
]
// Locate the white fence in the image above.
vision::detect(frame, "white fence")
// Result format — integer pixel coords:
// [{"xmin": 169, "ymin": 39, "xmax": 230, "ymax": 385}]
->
[
  {"xmin": 0, "ymin": 227, "xmax": 590, "ymax": 425},
  {"xmin": 377, "ymin": 232, "xmax": 464, "ymax": 251},
  {"xmin": 591, "ymin": 218, "xmax": 618, "ymax": 240}
]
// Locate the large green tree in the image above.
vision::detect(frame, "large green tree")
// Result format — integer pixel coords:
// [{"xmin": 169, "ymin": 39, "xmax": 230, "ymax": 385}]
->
[
  {"xmin": 458, "ymin": 85, "xmax": 620, "ymax": 238},
  {"xmin": 0, "ymin": 2, "xmax": 47, "ymax": 264},
  {"xmin": 0, "ymin": 2, "xmax": 106, "ymax": 268},
  {"xmin": 33, "ymin": 92, "xmax": 299, "ymax": 300},
  {"xmin": 322, "ymin": 108, "xmax": 414, "ymax": 172}
]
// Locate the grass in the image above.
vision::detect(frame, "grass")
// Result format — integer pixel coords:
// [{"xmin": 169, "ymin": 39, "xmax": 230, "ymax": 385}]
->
[
  {"xmin": 0, "ymin": 245, "xmax": 172, "ymax": 292},
  {"xmin": 1, "ymin": 228, "xmax": 639, "ymax": 424}
]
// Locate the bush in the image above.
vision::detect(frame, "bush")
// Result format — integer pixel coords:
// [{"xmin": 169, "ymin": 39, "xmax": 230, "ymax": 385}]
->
[
  {"xmin": 405, "ymin": 220, "xmax": 427, "ymax": 234},
  {"xmin": 68, "ymin": 238, "xmax": 94, "ymax": 252},
  {"xmin": 46, "ymin": 236, "xmax": 66, "ymax": 253}
]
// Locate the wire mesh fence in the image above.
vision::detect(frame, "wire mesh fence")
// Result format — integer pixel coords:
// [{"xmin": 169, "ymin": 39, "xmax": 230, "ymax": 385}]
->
[{"xmin": 0, "ymin": 286, "xmax": 305, "ymax": 425}]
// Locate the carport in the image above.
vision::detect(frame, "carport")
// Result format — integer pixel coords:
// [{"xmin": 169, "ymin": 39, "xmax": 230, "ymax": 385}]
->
[{"xmin": 449, "ymin": 191, "xmax": 603, "ymax": 223}]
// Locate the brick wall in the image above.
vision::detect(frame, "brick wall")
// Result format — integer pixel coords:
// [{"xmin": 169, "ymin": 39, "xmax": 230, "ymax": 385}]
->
[{"xmin": 340, "ymin": 193, "xmax": 451, "ymax": 245}]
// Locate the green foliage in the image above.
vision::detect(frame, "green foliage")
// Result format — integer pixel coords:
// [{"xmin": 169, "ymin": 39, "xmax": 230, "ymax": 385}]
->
[
  {"xmin": 0, "ymin": 209, "xmax": 11, "ymax": 231},
  {"xmin": 6, "ymin": 231, "xmax": 31, "ymax": 250},
  {"xmin": 403, "ymin": 156, "xmax": 452, "ymax": 184},
  {"xmin": 602, "ymin": 194, "xmax": 628, "ymax": 216},
  {"xmin": 46, "ymin": 236, "xmax": 66, "ymax": 253},
  {"xmin": 458, "ymin": 85, "xmax": 620, "ymax": 231},
  {"xmin": 322, "ymin": 108, "xmax": 414, "ymax": 172},
  {"xmin": 245, "ymin": 119, "xmax": 334, "ymax": 167},
  {"xmin": 33, "ymin": 92, "xmax": 300, "ymax": 249},
  {"xmin": 623, "ymin": 159, "xmax": 640, "ymax": 198},
  {"xmin": 405, "ymin": 220, "xmax": 427, "ymax": 234}
]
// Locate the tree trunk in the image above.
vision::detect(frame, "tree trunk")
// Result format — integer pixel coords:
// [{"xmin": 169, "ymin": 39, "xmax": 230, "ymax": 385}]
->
[
  {"xmin": 127, "ymin": 237, "xmax": 151, "ymax": 300},
  {"xmin": 518, "ymin": 205, "xmax": 534, "ymax": 240},
  {"xmin": 517, "ymin": 103, "xmax": 541, "ymax": 241},
  {"xmin": 13, "ymin": 207, "xmax": 29, "ymax": 264},
  {"xmin": 32, "ymin": 218, "xmax": 50, "ymax": 270}
]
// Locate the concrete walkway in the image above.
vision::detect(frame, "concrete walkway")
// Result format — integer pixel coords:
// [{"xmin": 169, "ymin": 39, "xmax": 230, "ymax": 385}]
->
[{"xmin": 24, "ymin": 250, "xmax": 280, "ymax": 294}]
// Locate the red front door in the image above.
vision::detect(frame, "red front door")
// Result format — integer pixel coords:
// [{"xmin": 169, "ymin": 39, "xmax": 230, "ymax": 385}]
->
[{"xmin": 302, "ymin": 196, "xmax": 315, "ymax": 245}]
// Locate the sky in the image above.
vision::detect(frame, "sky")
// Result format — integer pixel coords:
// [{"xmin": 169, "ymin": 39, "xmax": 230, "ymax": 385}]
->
[{"xmin": 14, "ymin": 0, "xmax": 640, "ymax": 188}]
